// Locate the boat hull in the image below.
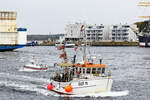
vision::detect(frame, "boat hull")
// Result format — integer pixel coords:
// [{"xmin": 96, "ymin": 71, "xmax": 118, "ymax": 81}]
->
[
  {"xmin": 138, "ymin": 35, "xmax": 150, "ymax": 47},
  {"xmin": 0, "ymin": 45, "xmax": 26, "ymax": 52},
  {"xmin": 50, "ymin": 77, "xmax": 113, "ymax": 95},
  {"xmin": 24, "ymin": 64, "xmax": 48, "ymax": 71}
]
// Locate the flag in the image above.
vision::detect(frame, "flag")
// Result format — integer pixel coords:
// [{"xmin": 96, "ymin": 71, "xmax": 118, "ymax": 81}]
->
[
  {"xmin": 74, "ymin": 46, "xmax": 78, "ymax": 51},
  {"xmin": 58, "ymin": 45, "xmax": 65, "ymax": 50},
  {"xmin": 80, "ymin": 25, "xmax": 84, "ymax": 31}
]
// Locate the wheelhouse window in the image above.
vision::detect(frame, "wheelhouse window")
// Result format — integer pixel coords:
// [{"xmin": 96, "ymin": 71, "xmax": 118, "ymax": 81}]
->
[
  {"xmin": 97, "ymin": 68, "xmax": 101, "ymax": 74},
  {"xmin": 92, "ymin": 68, "xmax": 96, "ymax": 74},
  {"xmin": 83, "ymin": 68, "xmax": 85, "ymax": 74},
  {"xmin": 102, "ymin": 68, "xmax": 105, "ymax": 74},
  {"xmin": 87, "ymin": 68, "xmax": 91, "ymax": 73},
  {"xmin": 79, "ymin": 68, "xmax": 81, "ymax": 73}
]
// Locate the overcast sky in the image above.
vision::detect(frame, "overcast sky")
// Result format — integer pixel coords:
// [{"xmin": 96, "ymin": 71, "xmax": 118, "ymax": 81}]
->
[{"xmin": 0, "ymin": 0, "xmax": 149, "ymax": 34}]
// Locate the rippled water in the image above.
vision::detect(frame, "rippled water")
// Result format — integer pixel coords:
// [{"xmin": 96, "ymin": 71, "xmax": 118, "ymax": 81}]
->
[{"xmin": 0, "ymin": 46, "xmax": 150, "ymax": 100}]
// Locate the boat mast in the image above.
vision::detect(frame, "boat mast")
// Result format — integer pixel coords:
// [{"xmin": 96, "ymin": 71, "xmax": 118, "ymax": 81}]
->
[{"xmin": 83, "ymin": 25, "xmax": 87, "ymax": 61}]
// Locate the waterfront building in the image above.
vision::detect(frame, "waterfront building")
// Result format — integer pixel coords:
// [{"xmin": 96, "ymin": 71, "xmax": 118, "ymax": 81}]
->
[
  {"xmin": 109, "ymin": 24, "xmax": 137, "ymax": 42},
  {"xmin": 64, "ymin": 22, "xmax": 84, "ymax": 41},
  {"xmin": 63, "ymin": 23, "xmax": 138, "ymax": 43},
  {"xmin": 64, "ymin": 23, "xmax": 109, "ymax": 42},
  {"xmin": 85, "ymin": 24, "xmax": 109, "ymax": 42}
]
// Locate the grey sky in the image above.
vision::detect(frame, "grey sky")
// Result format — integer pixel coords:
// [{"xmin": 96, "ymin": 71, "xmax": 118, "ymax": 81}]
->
[{"xmin": 0, "ymin": 0, "xmax": 146, "ymax": 34}]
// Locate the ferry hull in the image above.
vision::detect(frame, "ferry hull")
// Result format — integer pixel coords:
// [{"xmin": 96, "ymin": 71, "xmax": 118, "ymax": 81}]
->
[
  {"xmin": 138, "ymin": 35, "xmax": 150, "ymax": 47},
  {"xmin": 0, "ymin": 45, "xmax": 26, "ymax": 51}
]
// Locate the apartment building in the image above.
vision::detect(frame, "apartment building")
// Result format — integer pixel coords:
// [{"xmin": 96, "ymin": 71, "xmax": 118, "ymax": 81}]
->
[
  {"xmin": 85, "ymin": 25, "xmax": 109, "ymax": 42},
  {"xmin": 64, "ymin": 23, "xmax": 137, "ymax": 42},
  {"xmin": 64, "ymin": 22, "xmax": 83, "ymax": 41},
  {"xmin": 109, "ymin": 24, "xmax": 137, "ymax": 42}
]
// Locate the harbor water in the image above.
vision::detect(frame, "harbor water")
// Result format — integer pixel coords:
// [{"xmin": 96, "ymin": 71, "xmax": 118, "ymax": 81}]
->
[{"xmin": 0, "ymin": 46, "xmax": 150, "ymax": 100}]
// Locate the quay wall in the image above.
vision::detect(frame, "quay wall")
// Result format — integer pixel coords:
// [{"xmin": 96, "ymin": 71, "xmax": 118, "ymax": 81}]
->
[{"xmin": 34, "ymin": 41, "xmax": 138, "ymax": 46}]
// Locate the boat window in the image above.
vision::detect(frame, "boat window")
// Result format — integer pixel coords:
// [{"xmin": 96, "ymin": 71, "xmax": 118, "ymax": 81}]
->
[
  {"xmin": 83, "ymin": 68, "xmax": 85, "ymax": 73},
  {"xmin": 92, "ymin": 68, "xmax": 96, "ymax": 74},
  {"xmin": 80, "ymin": 68, "xmax": 81, "ymax": 73},
  {"xmin": 87, "ymin": 68, "xmax": 91, "ymax": 74},
  {"xmin": 76, "ymin": 67, "xmax": 78, "ymax": 72},
  {"xmin": 102, "ymin": 68, "xmax": 105, "ymax": 74},
  {"xmin": 97, "ymin": 68, "xmax": 101, "ymax": 74},
  {"xmin": 72, "ymin": 68, "xmax": 74, "ymax": 72}
]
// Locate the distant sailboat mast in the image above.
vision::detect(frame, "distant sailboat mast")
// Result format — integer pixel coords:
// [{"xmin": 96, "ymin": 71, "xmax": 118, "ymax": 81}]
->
[{"xmin": 80, "ymin": 25, "xmax": 87, "ymax": 61}]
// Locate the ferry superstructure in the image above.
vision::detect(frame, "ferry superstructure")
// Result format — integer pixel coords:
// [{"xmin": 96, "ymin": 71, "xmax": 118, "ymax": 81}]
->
[
  {"xmin": 136, "ymin": 1, "xmax": 150, "ymax": 47},
  {"xmin": 0, "ymin": 11, "xmax": 27, "ymax": 51}
]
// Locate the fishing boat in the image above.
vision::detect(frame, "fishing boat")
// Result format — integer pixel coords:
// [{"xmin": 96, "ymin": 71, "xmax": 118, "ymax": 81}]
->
[
  {"xmin": 47, "ymin": 25, "xmax": 113, "ymax": 95},
  {"xmin": 24, "ymin": 57, "xmax": 48, "ymax": 71}
]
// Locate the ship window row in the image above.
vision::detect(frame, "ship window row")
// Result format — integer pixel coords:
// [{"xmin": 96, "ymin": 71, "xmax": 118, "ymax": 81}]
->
[
  {"xmin": 74, "ymin": 67, "xmax": 105, "ymax": 75},
  {"xmin": 0, "ymin": 14, "xmax": 16, "ymax": 18}
]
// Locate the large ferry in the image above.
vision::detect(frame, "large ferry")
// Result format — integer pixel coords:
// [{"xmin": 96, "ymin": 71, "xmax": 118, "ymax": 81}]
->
[
  {"xmin": 136, "ymin": 1, "xmax": 150, "ymax": 47},
  {"xmin": 0, "ymin": 11, "xmax": 27, "ymax": 51}
]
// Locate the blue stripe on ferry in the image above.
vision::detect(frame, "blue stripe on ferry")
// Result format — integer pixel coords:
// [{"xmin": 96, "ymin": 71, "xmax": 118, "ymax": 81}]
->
[{"xmin": 0, "ymin": 45, "xmax": 26, "ymax": 51}]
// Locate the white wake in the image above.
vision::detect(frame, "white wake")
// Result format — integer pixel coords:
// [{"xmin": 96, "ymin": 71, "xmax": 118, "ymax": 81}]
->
[{"xmin": 0, "ymin": 72, "xmax": 128, "ymax": 98}]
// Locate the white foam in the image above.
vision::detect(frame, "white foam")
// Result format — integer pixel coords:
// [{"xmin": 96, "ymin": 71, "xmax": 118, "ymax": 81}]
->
[
  {"xmin": 0, "ymin": 72, "xmax": 129, "ymax": 98},
  {"xmin": 58, "ymin": 90, "xmax": 129, "ymax": 97},
  {"xmin": 0, "ymin": 80, "xmax": 128, "ymax": 97},
  {"xmin": 0, "ymin": 72, "xmax": 49, "ymax": 83},
  {"xmin": 0, "ymin": 80, "xmax": 51, "ymax": 96}
]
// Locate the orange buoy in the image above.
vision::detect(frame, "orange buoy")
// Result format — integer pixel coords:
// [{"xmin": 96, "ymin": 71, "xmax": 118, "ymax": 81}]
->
[
  {"xmin": 65, "ymin": 85, "xmax": 72, "ymax": 92},
  {"xmin": 47, "ymin": 84, "xmax": 54, "ymax": 90}
]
